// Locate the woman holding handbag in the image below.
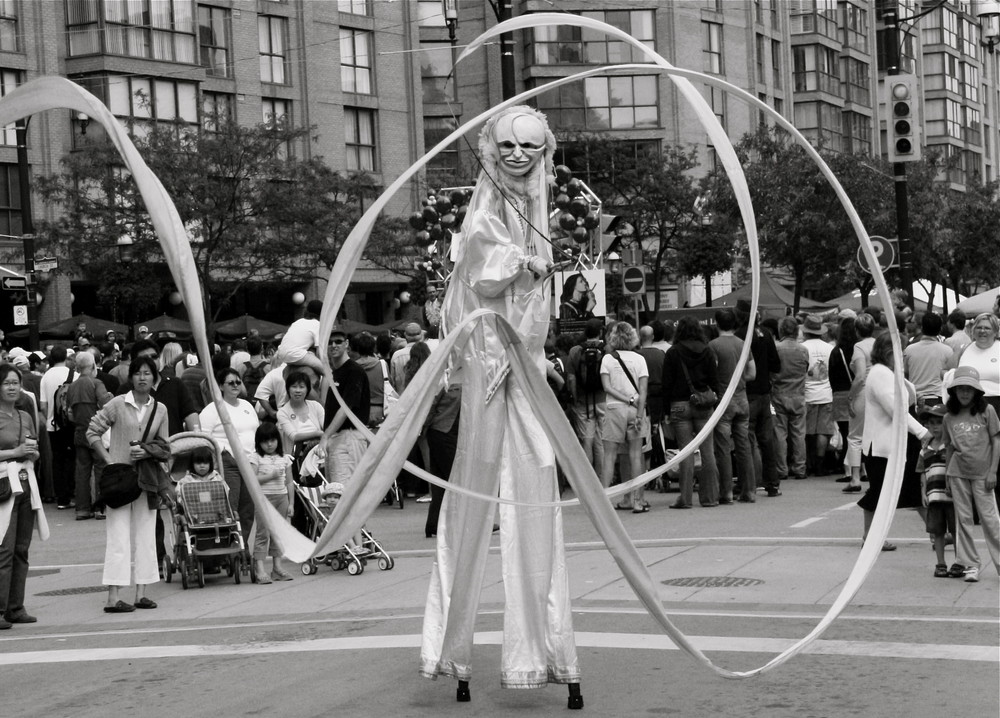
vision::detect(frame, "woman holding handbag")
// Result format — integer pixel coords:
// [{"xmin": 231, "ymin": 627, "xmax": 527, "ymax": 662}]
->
[
  {"xmin": 87, "ymin": 356, "xmax": 170, "ymax": 613},
  {"xmin": 0, "ymin": 363, "xmax": 45, "ymax": 628}
]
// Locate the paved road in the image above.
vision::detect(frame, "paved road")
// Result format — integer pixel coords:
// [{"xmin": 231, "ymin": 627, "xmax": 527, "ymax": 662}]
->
[{"xmin": 2, "ymin": 477, "xmax": 997, "ymax": 717}]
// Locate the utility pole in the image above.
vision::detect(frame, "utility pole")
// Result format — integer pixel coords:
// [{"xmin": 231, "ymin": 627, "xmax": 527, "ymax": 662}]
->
[
  {"xmin": 15, "ymin": 119, "xmax": 39, "ymax": 350},
  {"xmin": 496, "ymin": 0, "xmax": 515, "ymax": 100},
  {"xmin": 881, "ymin": 3, "xmax": 913, "ymax": 310}
]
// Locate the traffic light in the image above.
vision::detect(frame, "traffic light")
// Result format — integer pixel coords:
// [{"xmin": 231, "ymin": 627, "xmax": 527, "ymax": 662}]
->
[{"xmin": 886, "ymin": 74, "xmax": 921, "ymax": 163}]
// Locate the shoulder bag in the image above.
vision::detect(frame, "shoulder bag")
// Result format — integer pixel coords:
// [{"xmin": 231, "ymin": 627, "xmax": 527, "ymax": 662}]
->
[
  {"xmin": 612, "ymin": 352, "xmax": 651, "ymax": 442},
  {"xmin": 679, "ymin": 357, "xmax": 718, "ymax": 408},
  {"xmin": 97, "ymin": 401, "xmax": 157, "ymax": 509}
]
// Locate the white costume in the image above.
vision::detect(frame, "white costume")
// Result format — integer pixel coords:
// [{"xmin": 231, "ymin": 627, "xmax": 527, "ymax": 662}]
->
[{"xmin": 420, "ymin": 107, "xmax": 580, "ymax": 688}]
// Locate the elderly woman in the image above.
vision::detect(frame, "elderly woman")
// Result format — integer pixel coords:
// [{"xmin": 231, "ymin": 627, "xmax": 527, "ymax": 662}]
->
[
  {"xmin": 0, "ymin": 364, "xmax": 43, "ymax": 628},
  {"xmin": 88, "ymin": 356, "xmax": 170, "ymax": 613},
  {"xmin": 199, "ymin": 367, "xmax": 260, "ymax": 547},
  {"xmin": 859, "ymin": 333, "xmax": 930, "ymax": 551},
  {"xmin": 599, "ymin": 321, "xmax": 649, "ymax": 513}
]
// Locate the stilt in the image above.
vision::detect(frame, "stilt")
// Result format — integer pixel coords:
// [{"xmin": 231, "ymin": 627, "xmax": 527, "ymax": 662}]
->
[
  {"xmin": 457, "ymin": 680, "xmax": 470, "ymax": 702},
  {"xmin": 567, "ymin": 682, "xmax": 583, "ymax": 710}
]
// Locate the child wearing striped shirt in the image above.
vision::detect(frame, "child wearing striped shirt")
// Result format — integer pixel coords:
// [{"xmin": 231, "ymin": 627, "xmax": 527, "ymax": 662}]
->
[{"xmin": 916, "ymin": 404, "xmax": 954, "ymax": 578}]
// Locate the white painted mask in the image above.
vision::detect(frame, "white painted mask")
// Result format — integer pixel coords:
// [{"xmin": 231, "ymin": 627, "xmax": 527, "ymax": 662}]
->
[{"xmin": 493, "ymin": 113, "xmax": 546, "ymax": 177}]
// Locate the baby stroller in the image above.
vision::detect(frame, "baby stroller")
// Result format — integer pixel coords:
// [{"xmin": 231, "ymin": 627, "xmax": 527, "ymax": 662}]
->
[
  {"xmin": 295, "ymin": 444, "xmax": 394, "ymax": 576},
  {"xmin": 165, "ymin": 432, "xmax": 253, "ymax": 588}
]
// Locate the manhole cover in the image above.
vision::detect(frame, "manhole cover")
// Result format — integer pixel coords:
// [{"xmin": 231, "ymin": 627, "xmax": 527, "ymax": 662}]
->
[
  {"xmin": 35, "ymin": 586, "xmax": 108, "ymax": 596},
  {"xmin": 661, "ymin": 577, "xmax": 764, "ymax": 588}
]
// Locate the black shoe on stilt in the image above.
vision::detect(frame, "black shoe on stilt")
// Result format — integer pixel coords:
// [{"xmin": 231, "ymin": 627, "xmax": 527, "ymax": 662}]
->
[
  {"xmin": 457, "ymin": 680, "xmax": 470, "ymax": 702},
  {"xmin": 568, "ymin": 682, "xmax": 583, "ymax": 709}
]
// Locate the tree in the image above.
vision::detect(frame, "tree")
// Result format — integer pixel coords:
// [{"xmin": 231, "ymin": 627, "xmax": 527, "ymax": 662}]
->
[
  {"xmin": 574, "ymin": 136, "xmax": 733, "ymax": 313},
  {"xmin": 34, "ymin": 116, "xmax": 405, "ymax": 323}
]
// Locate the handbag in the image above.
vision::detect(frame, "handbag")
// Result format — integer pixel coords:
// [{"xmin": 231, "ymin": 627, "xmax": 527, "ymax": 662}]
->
[
  {"xmin": 97, "ymin": 402, "xmax": 157, "ymax": 509},
  {"xmin": 612, "ymin": 352, "xmax": 649, "ymax": 440},
  {"xmin": 679, "ymin": 359, "xmax": 717, "ymax": 408},
  {"xmin": 381, "ymin": 359, "xmax": 400, "ymax": 416}
]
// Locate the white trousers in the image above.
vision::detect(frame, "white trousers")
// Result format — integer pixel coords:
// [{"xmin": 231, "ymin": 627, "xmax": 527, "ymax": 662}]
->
[{"xmin": 102, "ymin": 494, "xmax": 159, "ymax": 586}]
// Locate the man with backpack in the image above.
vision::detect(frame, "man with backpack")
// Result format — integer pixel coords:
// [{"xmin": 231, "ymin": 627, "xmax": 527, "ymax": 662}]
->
[
  {"xmin": 239, "ymin": 337, "xmax": 268, "ymax": 401},
  {"xmin": 39, "ymin": 346, "xmax": 76, "ymax": 509},
  {"xmin": 566, "ymin": 318, "xmax": 607, "ymax": 473}
]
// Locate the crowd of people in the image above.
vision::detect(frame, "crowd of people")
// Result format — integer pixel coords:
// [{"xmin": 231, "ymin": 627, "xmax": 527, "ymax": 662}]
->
[{"xmin": 0, "ymin": 292, "xmax": 997, "ymax": 627}]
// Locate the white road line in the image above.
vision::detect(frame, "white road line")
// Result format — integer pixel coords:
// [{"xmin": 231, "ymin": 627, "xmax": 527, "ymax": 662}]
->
[
  {"xmin": 833, "ymin": 501, "xmax": 859, "ymax": 511},
  {"xmin": 0, "ymin": 631, "xmax": 993, "ymax": 666},
  {"xmin": 790, "ymin": 517, "xmax": 826, "ymax": 528}
]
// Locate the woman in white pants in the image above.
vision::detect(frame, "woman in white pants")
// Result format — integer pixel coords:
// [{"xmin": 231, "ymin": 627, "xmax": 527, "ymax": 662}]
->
[{"xmin": 88, "ymin": 356, "xmax": 169, "ymax": 613}]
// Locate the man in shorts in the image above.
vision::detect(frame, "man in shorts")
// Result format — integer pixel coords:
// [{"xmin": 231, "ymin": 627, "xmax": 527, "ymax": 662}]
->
[{"xmin": 800, "ymin": 314, "xmax": 834, "ymax": 476}]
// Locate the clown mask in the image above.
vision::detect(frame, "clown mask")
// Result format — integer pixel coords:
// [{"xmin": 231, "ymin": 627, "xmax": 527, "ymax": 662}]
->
[{"xmin": 493, "ymin": 113, "xmax": 546, "ymax": 178}]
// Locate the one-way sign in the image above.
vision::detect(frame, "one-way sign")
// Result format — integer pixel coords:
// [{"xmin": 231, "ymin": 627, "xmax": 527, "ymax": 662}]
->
[{"xmin": 2, "ymin": 276, "xmax": 27, "ymax": 291}]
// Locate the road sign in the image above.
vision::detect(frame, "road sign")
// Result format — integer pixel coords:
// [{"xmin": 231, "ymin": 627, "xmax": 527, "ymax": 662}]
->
[
  {"xmin": 857, "ymin": 236, "xmax": 898, "ymax": 274},
  {"xmin": 35, "ymin": 257, "xmax": 58, "ymax": 272},
  {"xmin": 12, "ymin": 305, "xmax": 26, "ymax": 326},
  {"xmin": 1, "ymin": 276, "xmax": 26, "ymax": 291},
  {"xmin": 622, "ymin": 265, "xmax": 646, "ymax": 295}
]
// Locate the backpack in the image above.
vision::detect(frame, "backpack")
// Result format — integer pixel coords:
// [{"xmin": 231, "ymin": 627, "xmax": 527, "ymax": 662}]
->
[
  {"xmin": 548, "ymin": 355, "xmax": 572, "ymax": 409},
  {"xmin": 577, "ymin": 341, "xmax": 604, "ymax": 395},
  {"xmin": 53, "ymin": 368, "xmax": 75, "ymax": 430},
  {"xmin": 243, "ymin": 360, "xmax": 267, "ymax": 400}
]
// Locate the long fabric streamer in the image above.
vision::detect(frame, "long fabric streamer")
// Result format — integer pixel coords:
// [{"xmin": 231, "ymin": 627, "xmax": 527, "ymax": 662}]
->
[{"xmin": 0, "ymin": 11, "xmax": 908, "ymax": 678}]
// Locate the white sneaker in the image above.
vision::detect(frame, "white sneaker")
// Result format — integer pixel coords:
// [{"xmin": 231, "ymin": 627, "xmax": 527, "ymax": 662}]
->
[
  {"xmin": 964, "ymin": 566, "xmax": 980, "ymax": 582},
  {"xmin": 415, "ymin": 495, "xmax": 431, "ymax": 503}
]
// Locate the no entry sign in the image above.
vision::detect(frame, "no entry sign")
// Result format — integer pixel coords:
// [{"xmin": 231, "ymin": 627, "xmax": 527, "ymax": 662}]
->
[{"xmin": 622, "ymin": 266, "xmax": 645, "ymax": 295}]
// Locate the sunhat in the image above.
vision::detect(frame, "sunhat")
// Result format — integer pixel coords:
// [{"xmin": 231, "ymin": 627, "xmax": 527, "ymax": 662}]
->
[
  {"xmin": 949, "ymin": 366, "xmax": 983, "ymax": 392},
  {"xmin": 801, "ymin": 314, "xmax": 825, "ymax": 335}
]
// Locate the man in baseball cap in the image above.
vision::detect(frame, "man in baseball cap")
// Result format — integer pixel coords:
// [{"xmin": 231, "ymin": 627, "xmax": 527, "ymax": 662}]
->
[{"xmin": 136, "ymin": 325, "xmax": 150, "ymax": 339}]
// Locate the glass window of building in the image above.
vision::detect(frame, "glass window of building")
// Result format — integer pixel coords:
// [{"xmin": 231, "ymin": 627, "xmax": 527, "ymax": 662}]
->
[
  {"xmin": 345, "ymin": 107, "xmax": 377, "ymax": 171},
  {"xmin": 844, "ymin": 57, "xmax": 870, "ymax": 106},
  {"xmin": 793, "ymin": 45, "xmax": 838, "ymax": 94},
  {"xmin": 106, "ymin": 75, "xmax": 198, "ymax": 141},
  {"xmin": 0, "ymin": 69, "xmax": 17, "ymax": 145},
  {"xmin": 0, "ymin": 0, "xmax": 16, "ymax": 52},
  {"xmin": 68, "ymin": 0, "xmax": 195, "ymax": 61},
  {"xmin": 552, "ymin": 139, "xmax": 659, "ymax": 186},
  {"xmin": 262, "ymin": 97, "xmax": 289, "ymax": 127},
  {"xmin": 843, "ymin": 111, "xmax": 871, "ymax": 154},
  {"xmin": 259, "ymin": 16, "xmax": 288, "ymax": 84},
  {"xmin": 532, "ymin": 10, "xmax": 653, "ymax": 65},
  {"xmin": 771, "ymin": 40, "xmax": 782, "ymax": 89},
  {"xmin": 842, "ymin": 2, "xmax": 868, "ymax": 52},
  {"xmin": 710, "ymin": 85, "xmax": 726, "ymax": 130},
  {"xmin": 424, "ymin": 117, "xmax": 460, "ymax": 179},
  {"xmin": 0, "ymin": 163, "xmax": 21, "ymax": 237},
  {"xmin": 338, "ymin": 0, "xmax": 371, "ymax": 16},
  {"xmin": 341, "ymin": 29, "xmax": 373, "ymax": 94},
  {"xmin": 420, "ymin": 42, "xmax": 455, "ymax": 104},
  {"xmin": 704, "ymin": 22, "xmax": 723, "ymax": 74},
  {"xmin": 417, "ymin": 0, "xmax": 445, "ymax": 27},
  {"xmin": 756, "ymin": 34, "xmax": 765, "ymax": 82},
  {"xmin": 534, "ymin": 75, "xmax": 658, "ymax": 131},
  {"xmin": 198, "ymin": 5, "xmax": 231, "ymax": 78},
  {"xmin": 202, "ymin": 91, "xmax": 233, "ymax": 132}
]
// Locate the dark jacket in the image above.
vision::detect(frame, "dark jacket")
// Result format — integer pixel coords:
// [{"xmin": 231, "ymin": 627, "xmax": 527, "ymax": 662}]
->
[
  {"xmin": 737, "ymin": 325, "xmax": 781, "ymax": 395},
  {"xmin": 662, "ymin": 340, "xmax": 719, "ymax": 406}
]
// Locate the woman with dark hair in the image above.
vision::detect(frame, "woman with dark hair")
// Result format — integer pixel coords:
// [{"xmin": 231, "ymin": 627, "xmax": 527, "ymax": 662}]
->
[
  {"xmin": 661, "ymin": 316, "xmax": 721, "ymax": 508},
  {"xmin": 276, "ymin": 370, "xmax": 324, "ymax": 456},
  {"xmin": 404, "ymin": 341, "xmax": 432, "ymax": 387},
  {"xmin": 199, "ymin": 367, "xmax": 259, "ymax": 548},
  {"xmin": 829, "ymin": 317, "xmax": 857, "ymax": 485},
  {"xmin": 559, "ymin": 273, "xmax": 596, "ymax": 320},
  {"xmin": 87, "ymin": 356, "xmax": 170, "ymax": 612},
  {"xmin": 0, "ymin": 364, "xmax": 43, "ymax": 628},
  {"xmin": 859, "ymin": 333, "xmax": 930, "ymax": 551}
]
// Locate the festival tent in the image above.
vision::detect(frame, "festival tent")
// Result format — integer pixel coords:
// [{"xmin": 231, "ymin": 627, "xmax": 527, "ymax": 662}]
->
[
  {"xmin": 828, "ymin": 282, "xmax": 967, "ymax": 313},
  {"xmin": 134, "ymin": 314, "xmax": 192, "ymax": 340},
  {"xmin": 211, "ymin": 314, "xmax": 287, "ymax": 341},
  {"xmin": 955, "ymin": 285, "xmax": 999, "ymax": 316},
  {"xmin": 692, "ymin": 273, "xmax": 837, "ymax": 315},
  {"xmin": 10, "ymin": 312, "xmax": 127, "ymax": 340}
]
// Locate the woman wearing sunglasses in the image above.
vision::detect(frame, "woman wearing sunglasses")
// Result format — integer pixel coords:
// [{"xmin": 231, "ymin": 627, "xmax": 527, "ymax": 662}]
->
[{"xmin": 199, "ymin": 367, "xmax": 260, "ymax": 547}]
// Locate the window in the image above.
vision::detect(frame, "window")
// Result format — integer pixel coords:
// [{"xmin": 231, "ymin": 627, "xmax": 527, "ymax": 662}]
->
[
  {"xmin": 341, "ymin": 29, "xmax": 373, "ymax": 94},
  {"xmin": 259, "ymin": 16, "xmax": 288, "ymax": 84},
  {"xmin": 756, "ymin": 34, "xmax": 765, "ymax": 82},
  {"xmin": 552, "ymin": 140, "xmax": 659, "ymax": 186},
  {"xmin": 338, "ymin": 0, "xmax": 371, "ymax": 16},
  {"xmin": 771, "ymin": 39, "xmax": 782, "ymax": 89},
  {"xmin": 420, "ymin": 43, "xmax": 454, "ymax": 104},
  {"xmin": 962, "ymin": 61, "xmax": 979, "ymax": 102},
  {"xmin": 793, "ymin": 45, "xmax": 838, "ymax": 94},
  {"xmin": 790, "ymin": 0, "xmax": 838, "ymax": 39},
  {"xmin": 964, "ymin": 106, "xmax": 981, "ymax": 145},
  {"xmin": 843, "ymin": 57, "xmax": 870, "ymax": 106},
  {"xmin": 0, "ymin": 69, "xmax": 17, "ymax": 145},
  {"xmin": 843, "ymin": 111, "xmax": 871, "ymax": 154},
  {"xmin": 793, "ymin": 100, "xmax": 842, "ymax": 150},
  {"xmin": 0, "ymin": 164, "xmax": 22, "ymax": 237},
  {"xmin": 262, "ymin": 97, "xmax": 288, "ymax": 127},
  {"xmin": 532, "ymin": 10, "xmax": 654, "ymax": 65},
  {"xmin": 202, "ymin": 91, "xmax": 233, "ymax": 132},
  {"xmin": 107, "ymin": 75, "xmax": 198, "ymax": 140},
  {"xmin": 842, "ymin": 2, "xmax": 868, "ymax": 52},
  {"xmin": 198, "ymin": 5, "xmax": 231, "ymax": 78},
  {"xmin": 534, "ymin": 76, "xmax": 658, "ymax": 131},
  {"xmin": 417, "ymin": 0, "xmax": 445, "ymax": 27},
  {"xmin": 345, "ymin": 107, "xmax": 377, "ymax": 171},
  {"xmin": 704, "ymin": 22, "xmax": 723, "ymax": 74},
  {"xmin": 68, "ymin": 0, "xmax": 195, "ymax": 61},
  {"xmin": 424, "ymin": 117, "xmax": 460, "ymax": 179},
  {"xmin": 754, "ymin": 0, "xmax": 763, "ymax": 24},
  {"xmin": 0, "ymin": 0, "xmax": 16, "ymax": 52},
  {"xmin": 709, "ymin": 85, "xmax": 726, "ymax": 130}
]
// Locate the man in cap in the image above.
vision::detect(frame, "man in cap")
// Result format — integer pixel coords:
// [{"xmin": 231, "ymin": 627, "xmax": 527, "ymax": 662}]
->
[
  {"xmin": 801, "ymin": 314, "xmax": 834, "ymax": 476},
  {"xmin": 136, "ymin": 325, "xmax": 150, "ymax": 341},
  {"xmin": 389, "ymin": 322, "xmax": 425, "ymax": 393}
]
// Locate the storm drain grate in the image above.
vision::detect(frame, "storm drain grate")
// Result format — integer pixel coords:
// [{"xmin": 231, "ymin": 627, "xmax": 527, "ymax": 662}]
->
[
  {"xmin": 35, "ymin": 586, "xmax": 108, "ymax": 596},
  {"xmin": 661, "ymin": 576, "xmax": 764, "ymax": 588}
]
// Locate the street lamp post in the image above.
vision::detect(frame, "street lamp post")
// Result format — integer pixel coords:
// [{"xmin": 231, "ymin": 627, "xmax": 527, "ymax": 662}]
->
[{"xmin": 15, "ymin": 119, "xmax": 38, "ymax": 351}]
